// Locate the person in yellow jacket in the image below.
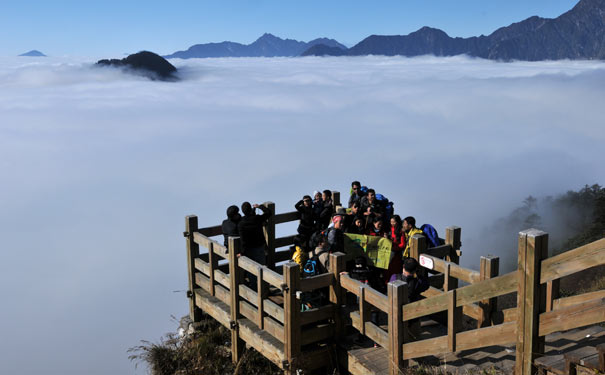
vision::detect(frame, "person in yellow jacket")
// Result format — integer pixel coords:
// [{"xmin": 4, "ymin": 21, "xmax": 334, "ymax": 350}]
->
[
  {"xmin": 290, "ymin": 235, "xmax": 308, "ymax": 272},
  {"xmin": 403, "ymin": 216, "xmax": 424, "ymax": 258}
]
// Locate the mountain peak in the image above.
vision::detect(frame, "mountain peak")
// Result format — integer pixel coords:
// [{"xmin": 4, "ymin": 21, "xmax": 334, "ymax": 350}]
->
[
  {"xmin": 19, "ymin": 50, "xmax": 46, "ymax": 57},
  {"xmin": 256, "ymin": 33, "xmax": 281, "ymax": 42},
  {"xmin": 412, "ymin": 26, "xmax": 449, "ymax": 37}
]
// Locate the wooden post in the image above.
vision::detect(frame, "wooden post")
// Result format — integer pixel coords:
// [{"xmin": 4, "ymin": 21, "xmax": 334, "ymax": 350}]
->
[
  {"xmin": 228, "ymin": 236, "xmax": 245, "ymax": 363},
  {"xmin": 410, "ymin": 234, "xmax": 427, "ymax": 261},
  {"xmin": 333, "ymin": 190, "xmax": 341, "ymax": 207},
  {"xmin": 445, "ymin": 226, "xmax": 462, "ymax": 290},
  {"xmin": 263, "ymin": 202, "xmax": 275, "ymax": 270},
  {"xmin": 444, "ymin": 263, "xmax": 451, "ymax": 292},
  {"xmin": 283, "ymin": 262, "xmax": 301, "ymax": 374},
  {"xmin": 208, "ymin": 241, "xmax": 218, "ymax": 297},
  {"xmin": 447, "ymin": 289, "xmax": 462, "ymax": 352},
  {"xmin": 515, "ymin": 229, "xmax": 548, "ymax": 375},
  {"xmin": 263, "ymin": 202, "xmax": 276, "ymax": 270},
  {"xmin": 329, "ymin": 252, "xmax": 346, "ymax": 340},
  {"xmin": 388, "ymin": 280, "xmax": 408, "ymax": 374},
  {"xmin": 478, "ymin": 255, "xmax": 499, "ymax": 327},
  {"xmin": 185, "ymin": 215, "xmax": 202, "ymax": 323},
  {"xmin": 545, "ymin": 279, "xmax": 560, "ymax": 312},
  {"xmin": 359, "ymin": 285, "xmax": 369, "ymax": 335},
  {"xmin": 257, "ymin": 265, "xmax": 266, "ymax": 329}
]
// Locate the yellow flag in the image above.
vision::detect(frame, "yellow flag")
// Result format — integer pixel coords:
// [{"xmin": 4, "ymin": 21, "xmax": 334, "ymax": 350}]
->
[{"xmin": 344, "ymin": 233, "xmax": 392, "ymax": 269}]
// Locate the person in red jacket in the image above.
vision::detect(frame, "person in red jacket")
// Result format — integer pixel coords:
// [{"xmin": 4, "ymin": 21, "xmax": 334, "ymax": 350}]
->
[
  {"xmin": 385, "ymin": 215, "xmax": 405, "ymax": 285},
  {"xmin": 367, "ymin": 217, "xmax": 388, "ymax": 238}
]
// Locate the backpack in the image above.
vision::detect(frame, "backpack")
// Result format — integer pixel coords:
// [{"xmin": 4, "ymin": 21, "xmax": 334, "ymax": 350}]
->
[
  {"xmin": 303, "ymin": 258, "xmax": 319, "ymax": 277},
  {"xmin": 375, "ymin": 193, "xmax": 394, "ymax": 219},
  {"xmin": 420, "ymin": 224, "xmax": 442, "ymax": 248}
]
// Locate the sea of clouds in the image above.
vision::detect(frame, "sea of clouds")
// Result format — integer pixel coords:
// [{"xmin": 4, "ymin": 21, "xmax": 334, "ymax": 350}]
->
[{"xmin": 1, "ymin": 55, "xmax": 604, "ymax": 374}]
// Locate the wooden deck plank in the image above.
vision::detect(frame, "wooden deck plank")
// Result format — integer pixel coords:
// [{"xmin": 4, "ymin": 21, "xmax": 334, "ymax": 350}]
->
[
  {"xmin": 535, "ymin": 354, "xmax": 567, "ymax": 375},
  {"xmin": 347, "ymin": 346, "xmax": 389, "ymax": 375}
]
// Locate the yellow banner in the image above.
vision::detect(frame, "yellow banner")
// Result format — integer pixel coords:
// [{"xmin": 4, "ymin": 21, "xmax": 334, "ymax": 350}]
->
[{"xmin": 343, "ymin": 233, "xmax": 392, "ymax": 269}]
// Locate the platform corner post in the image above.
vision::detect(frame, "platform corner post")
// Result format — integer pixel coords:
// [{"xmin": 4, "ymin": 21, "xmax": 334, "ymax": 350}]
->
[
  {"xmin": 283, "ymin": 262, "xmax": 301, "ymax": 374},
  {"xmin": 515, "ymin": 229, "xmax": 548, "ymax": 375},
  {"xmin": 228, "ymin": 236, "xmax": 244, "ymax": 363},
  {"xmin": 388, "ymin": 280, "xmax": 408, "ymax": 374},
  {"xmin": 185, "ymin": 215, "xmax": 202, "ymax": 323}
]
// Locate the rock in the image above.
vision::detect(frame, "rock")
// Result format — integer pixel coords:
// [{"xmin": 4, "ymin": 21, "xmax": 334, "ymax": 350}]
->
[{"xmin": 97, "ymin": 51, "xmax": 178, "ymax": 81}]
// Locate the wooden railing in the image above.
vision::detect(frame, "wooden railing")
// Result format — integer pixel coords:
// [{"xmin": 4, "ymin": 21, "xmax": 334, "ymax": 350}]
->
[
  {"xmin": 391, "ymin": 231, "xmax": 605, "ymax": 375},
  {"xmin": 185, "ymin": 199, "xmax": 605, "ymax": 375}
]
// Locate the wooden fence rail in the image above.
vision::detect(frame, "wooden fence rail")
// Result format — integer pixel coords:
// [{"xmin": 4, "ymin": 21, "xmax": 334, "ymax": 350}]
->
[{"xmin": 185, "ymin": 202, "xmax": 605, "ymax": 375}]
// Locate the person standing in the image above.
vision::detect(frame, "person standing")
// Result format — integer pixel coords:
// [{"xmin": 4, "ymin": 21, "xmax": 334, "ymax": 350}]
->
[
  {"xmin": 221, "ymin": 205, "xmax": 241, "ymax": 248},
  {"xmin": 402, "ymin": 216, "xmax": 423, "ymax": 258},
  {"xmin": 295, "ymin": 195, "xmax": 315, "ymax": 239},
  {"xmin": 318, "ymin": 190, "xmax": 334, "ymax": 229},
  {"xmin": 384, "ymin": 215, "xmax": 404, "ymax": 284},
  {"xmin": 238, "ymin": 202, "xmax": 272, "ymax": 285}
]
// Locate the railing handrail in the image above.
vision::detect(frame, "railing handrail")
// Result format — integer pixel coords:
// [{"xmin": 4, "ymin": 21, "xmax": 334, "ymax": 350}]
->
[{"xmin": 540, "ymin": 237, "xmax": 605, "ymax": 283}]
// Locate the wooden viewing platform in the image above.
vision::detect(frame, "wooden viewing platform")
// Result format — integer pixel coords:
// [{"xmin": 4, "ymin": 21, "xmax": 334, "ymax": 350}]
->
[{"xmin": 184, "ymin": 195, "xmax": 605, "ymax": 375}]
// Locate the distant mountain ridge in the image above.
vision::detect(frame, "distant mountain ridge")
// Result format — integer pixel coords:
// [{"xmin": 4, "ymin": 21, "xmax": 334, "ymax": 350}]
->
[
  {"xmin": 307, "ymin": 0, "xmax": 605, "ymax": 60},
  {"xmin": 165, "ymin": 33, "xmax": 346, "ymax": 59},
  {"xmin": 165, "ymin": 0, "xmax": 605, "ymax": 61}
]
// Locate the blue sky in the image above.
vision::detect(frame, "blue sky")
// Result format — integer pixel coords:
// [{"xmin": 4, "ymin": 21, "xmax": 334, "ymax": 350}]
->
[{"xmin": 2, "ymin": 0, "xmax": 579, "ymax": 57}]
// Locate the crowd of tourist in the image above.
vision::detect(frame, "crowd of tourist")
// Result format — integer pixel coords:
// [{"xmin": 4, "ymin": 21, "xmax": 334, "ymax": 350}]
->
[{"xmin": 221, "ymin": 180, "xmax": 430, "ymax": 294}]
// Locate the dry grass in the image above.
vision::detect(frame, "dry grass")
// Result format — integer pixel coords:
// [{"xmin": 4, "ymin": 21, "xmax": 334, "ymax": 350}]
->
[
  {"xmin": 398, "ymin": 365, "xmax": 506, "ymax": 374},
  {"xmin": 128, "ymin": 313, "xmax": 280, "ymax": 375}
]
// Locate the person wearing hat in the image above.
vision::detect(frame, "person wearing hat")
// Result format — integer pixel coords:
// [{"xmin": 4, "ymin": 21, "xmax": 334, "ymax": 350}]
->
[{"xmin": 326, "ymin": 214, "xmax": 345, "ymax": 254}]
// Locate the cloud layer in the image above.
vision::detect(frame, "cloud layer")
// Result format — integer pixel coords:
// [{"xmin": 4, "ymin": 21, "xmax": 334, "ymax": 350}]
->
[{"xmin": 1, "ymin": 55, "xmax": 605, "ymax": 374}]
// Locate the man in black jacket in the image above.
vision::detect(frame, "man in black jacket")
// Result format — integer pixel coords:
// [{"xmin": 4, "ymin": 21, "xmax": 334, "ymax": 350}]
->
[
  {"xmin": 237, "ymin": 202, "xmax": 272, "ymax": 286},
  {"xmin": 389, "ymin": 257, "xmax": 429, "ymax": 302},
  {"xmin": 221, "ymin": 205, "xmax": 241, "ymax": 247},
  {"xmin": 295, "ymin": 195, "xmax": 315, "ymax": 239},
  {"xmin": 318, "ymin": 190, "xmax": 334, "ymax": 229}
]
